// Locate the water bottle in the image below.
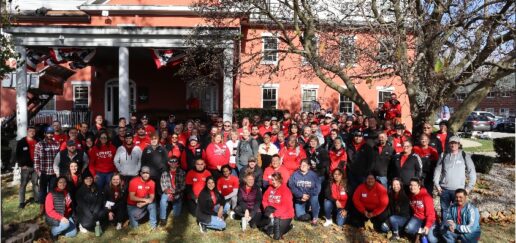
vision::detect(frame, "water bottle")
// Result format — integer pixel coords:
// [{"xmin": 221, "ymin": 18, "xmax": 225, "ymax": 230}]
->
[
  {"xmin": 95, "ymin": 221, "xmax": 102, "ymax": 237},
  {"xmin": 421, "ymin": 235, "xmax": 428, "ymax": 243}
]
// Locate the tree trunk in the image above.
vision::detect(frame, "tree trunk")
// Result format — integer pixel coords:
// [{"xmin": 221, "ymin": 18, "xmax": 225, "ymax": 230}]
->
[{"xmin": 448, "ymin": 84, "xmax": 493, "ymax": 133}]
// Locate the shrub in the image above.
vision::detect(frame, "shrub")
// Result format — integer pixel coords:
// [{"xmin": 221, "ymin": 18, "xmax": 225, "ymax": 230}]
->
[
  {"xmin": 234, "ymin": 108, "xmax": 287, "ymax": 123},
  {"xmin": 471, "ymin": 154, "xmax": 495, "ymax": 174},
  {"xmin": 493, "ymin": 137, "xmax": 515, "ymax": 163}
]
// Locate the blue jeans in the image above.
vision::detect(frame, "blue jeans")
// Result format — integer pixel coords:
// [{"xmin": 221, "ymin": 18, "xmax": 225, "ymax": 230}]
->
[
  {"xmin": 214, "ymin": 204, "xmax": 230, "ymax": 215},
  {"xmin": 95, "ymin": 171, "xmax": 113, "ymax": 190},
  {"xmin": 441, "ymin": 226, "xmax": 480, "ymax": 243},
  {"xmin": 323, "ymin": 199, "xmax": 346, "ymax": 226},
  {"xmin": 440, "ymin": 189, "xmax": 456, "ymax": 220},
  {"xmin": 381, "ymin": 215, "xmax": 409, "ymax": 233},
  {"xmin": 127, "ymin": 203, "xmax": 157, "ymax": 228},
  {"xmin": 203, "ymin": 216, "xmax": 226, "ymax": 230},
  {"xmin": 294, "ymin": 196, "xmax": 320, "ymax": 219},
  {"xmin": 159, "ymin": 194, "xmax": 183, "ymax": 219},
  {"xmin": 404, "ymin": 217, "xmax": 438, "ymax": 243},
  {"xmin": 376, "ymin": 176, "xmax": 388, "ymax": 189},
  {"xmin": 51, "ymin": 217, "xmax": 77, "ymax": 237}
]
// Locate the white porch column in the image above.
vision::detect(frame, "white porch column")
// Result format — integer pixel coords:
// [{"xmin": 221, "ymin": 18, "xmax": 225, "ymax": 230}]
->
[
  {"xmin": 118, "ymin": 47, "xmax": 130, "ymax": 121},
  {"xmin": 222, "ymin": 47, "xmax": 234, "ymax": 122},
  {"xmin": 15, "ymin": 46, "xmax": 28, "ymax": 140}
]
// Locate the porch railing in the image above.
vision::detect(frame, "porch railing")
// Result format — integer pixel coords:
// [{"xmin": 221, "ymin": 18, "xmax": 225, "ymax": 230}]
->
[{"xmin": 30, "ymin": 111, "xmax": 91, "ymax": 128}]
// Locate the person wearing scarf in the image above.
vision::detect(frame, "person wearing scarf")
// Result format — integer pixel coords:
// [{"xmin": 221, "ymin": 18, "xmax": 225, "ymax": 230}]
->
[
  {"xmin": 76, "ymin": 170, "xmax": 108, "ymax": 233},
  {"xmin": 114, "ymin": 132, "xmax": 143, "ymax": 187}
]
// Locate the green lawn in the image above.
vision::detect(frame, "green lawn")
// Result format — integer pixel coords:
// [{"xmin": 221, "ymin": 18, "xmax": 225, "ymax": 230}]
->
[
  {"xmin": 463, "ymin": 139, "xmax": 494, "ymax": 153},
  {"xmin": 2, "ymin": 182, "xmax": 514, "ymax": 242}
]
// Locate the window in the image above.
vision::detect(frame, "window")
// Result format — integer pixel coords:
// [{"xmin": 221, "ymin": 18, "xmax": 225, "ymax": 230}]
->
[
  {"xmin": 500, "ymin": 91, "xmax": 511, "ymax": 97},
  {"xmin": 339, "ymin": 94, "xmax": 354, "ymax": 114},
  {"xmin": 377, "ymin": 38, "xmax": 394, "ymax": 67},
  {"xmin": 41, "ymin": 95, "xmax": 56, "ymax": 111},
  {"xmin": 378, "ymin": 90, "xmax": 392, "ymax": 108},
  {"xmin": 262, "ymin": 87, "xmax": 278, "ymax": 109},
  {"xmin": 485, "ymin": 108, "xmax": 495, "ymax": 114},
  {"xmin": 340, "ymin": 35, "xmax": 356, "ymax": 66},
  {"xmin": 262, "ymin": 35, "xmax": 278, "ymax": 64},
  {"xmin": 73, "ymin": 85, "xmax": 90, "ymax": 110},
  {"xmin": 302, "ymin": 88, "xmax": 318, "ymax": 112},
  {"xmin": 500, "ymin": 108, "xmax": 509, "ymax": 116},
  {"xmin": 487, "ymin": 91, "xmax": 495, "ymax": 98},
  {"xmin": 455, "ymin": 93, "xmax": 466, "ymax": 101}
]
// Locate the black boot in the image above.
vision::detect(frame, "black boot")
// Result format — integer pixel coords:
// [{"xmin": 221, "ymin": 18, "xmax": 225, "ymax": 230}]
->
[{"xmin": 273, "ymin": 218, "xmax": 281, "ymax": 240}]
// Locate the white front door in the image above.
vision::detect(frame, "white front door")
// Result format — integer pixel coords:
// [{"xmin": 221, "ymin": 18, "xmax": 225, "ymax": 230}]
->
[
  {"xmin": 105, "ymin": 79, "xmax": 136, "ymax": 126},
  {"xmin": 187, "ymin": 81, "xmax": 218, "ymax": 113}
]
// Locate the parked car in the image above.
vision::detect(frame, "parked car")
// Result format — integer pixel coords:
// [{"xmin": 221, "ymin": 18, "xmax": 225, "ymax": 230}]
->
[
  {"xmin": 460, "ymin": 115, "xmax": 493, "ymax": 132},
  {"xmin": 494, "ymin": 116, "xmax": 515, "ymax": 133},
  {"xmin": 471, "ymin": 111, "xmax": 502, "ymax": 122}
]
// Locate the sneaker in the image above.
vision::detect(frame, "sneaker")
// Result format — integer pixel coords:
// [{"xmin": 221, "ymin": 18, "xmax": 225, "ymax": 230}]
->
[
  {"xmin": 79, "ymin": 224, "xmax": 88, "ymax": 233},
  {"xmin": 18, "ymin": 203, "xmax": 25, "ymax": 209},
  {"xmin": 323, "ymin": 219, "xmax": 333, "ymax": 227},
  {"xmin": 199, "ymin": 222, "xmax": 207, "ymax": 233},
  {"xmin": 229, "ymin": 211, "xmax": 235, "ymax": 220},
  {"xmin": 389, "ymin": 232, "xmax": 400, "ymax": 241},
  {"xmin": 241, "ymin": 217, "xmax": 248, "ymax": 231},
  {"xmin": 311, "ymin": 218, "xmax": 318, "ymax": 226},
  {"xmin": 116, "ymin": 223, "xmax": 122, "ymax": 230},
  {"xmin": 159, "ymin": 219, "xmax": 167, "ymax": 227}
]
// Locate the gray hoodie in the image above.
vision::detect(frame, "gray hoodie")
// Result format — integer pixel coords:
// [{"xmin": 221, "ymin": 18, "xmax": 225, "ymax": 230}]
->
[
  {"xmin": 433, "ymin": 149, "xmax": 476, "ymax": 191},
  {"xmin": 237, "ymin": 137, "xmax": 259, "ymax": 166},
  {"xmin": 114, "ymin": 145, "xmax": 142, "ymax": 176}
]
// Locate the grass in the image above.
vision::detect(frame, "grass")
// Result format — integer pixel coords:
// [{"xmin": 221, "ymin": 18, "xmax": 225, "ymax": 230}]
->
[
  {"xmin": 2, "ymin": 183, "xmax": 514, "ymax": 242},
  {"xmin": 463, "ymin": 139, "xmax": 495, "ymax": 153}
]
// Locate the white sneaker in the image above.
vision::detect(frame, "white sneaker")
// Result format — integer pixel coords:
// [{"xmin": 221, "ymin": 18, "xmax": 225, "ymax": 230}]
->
[
  {"xmin": 229, "ymin": 211, "xmax": 235, "ymax": 220},
  {"xmin": 323, "ymin": 219, "xmax": 333, "ymax": 227},
  {"xmin": 241, "ymin": 217, "xmax": 248, "ymax": 231},
  {"xmin": 116, "ymin": 223, "xmax": 122, "ymax": 230},
  {"xmin": 79, "ymin": 224, "xmax": 88, "ymax": 233}
]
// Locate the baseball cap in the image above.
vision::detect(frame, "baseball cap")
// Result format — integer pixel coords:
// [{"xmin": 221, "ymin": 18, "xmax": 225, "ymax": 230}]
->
[
  {"xmin": 141, "ymin": 115, "xmax": 149, "ymax": 120},
  {"xmin": 449, "ymin": 136, "xmax": 461, "ymax": 144},
  {"xmin": 189, "ymin": 135, "xmax": 198, "ymax": 142},
  {"xmin": 352, "ymin": 130, "xmax": 363, "ymax": 137},
  {"xmin": 168, "ymin": 157, "xmax": 179, "ymax": 163},
  {"xmin": 125, "ymin": 131, "xmax": 134, "ymax": 138},
  {"xmin": 271, "ymin": 116, "xmax": 278, "ymax": 121},
  {"xmin": 66, "ymin": 140, "xmax": 76, "ymax": 147},
  {"xmin": 45, "ymin": 127, "xmax": 55, "ymax": 134}
]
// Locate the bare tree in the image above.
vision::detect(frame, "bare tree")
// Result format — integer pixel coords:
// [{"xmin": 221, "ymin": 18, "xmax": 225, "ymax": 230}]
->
[{"xmin": 183, "ymin": 0, "xmax": 514, "ymax": 132}]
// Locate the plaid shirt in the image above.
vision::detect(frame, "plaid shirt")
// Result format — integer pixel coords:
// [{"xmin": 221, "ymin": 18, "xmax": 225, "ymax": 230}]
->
[
  {"xmin": 34, "ymin": 138, "xmax": 60, "ymax": 174},
  {"xmin": 161, "ymin": 168, "xmax": 186, "ymax": 199}
]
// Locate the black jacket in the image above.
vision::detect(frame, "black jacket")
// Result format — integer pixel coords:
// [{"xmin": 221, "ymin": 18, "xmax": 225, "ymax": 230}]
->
[
  {"xmin": 390, "ymin": 153, "xmax": 422, "ymax": 186},
  {"xmin": 387, "ymin": 190, "xmax": 411, "ymax": 218},
  {"xmin": 305, "ymin": 146, "xmax": 330, "ymax": 177},
  {"xmin": 16, "ymin": 137, "xmax": 39, "ymax": 167},
  {"xmin": 372, "ymin": 144, "xmax": 395, "ymax": 177},
  {"xmin": 346, "ymin": 142, "xmax": 374, "ymax": 178},
  {"xmin": 141, "ymin": 145, "xmax": 168, "ymax": 180},
  {"xmin": 75, "ymin": 185, "xmax": 108, "ymax": 230},
  {"xmin": 196, "ymin": 187, "xmax": 224, "ymax": 224}
]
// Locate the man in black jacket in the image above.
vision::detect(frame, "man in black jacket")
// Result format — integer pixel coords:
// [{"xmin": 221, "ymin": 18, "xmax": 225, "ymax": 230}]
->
[
  {"xmin": 346, "ymin": 130, "xmax": 374, "ymax": 191},
  {"xmin": 141, "ymin": 134, "xmax": 168, "ymax": 197},
  {"xmin": 372, "ymin": 133, "xmax": 394, "ymax": 188},
  {"xmin": 390, "ymin": 141, "xmax": 422, "ymax": 191},
  {"xmin": 16, "ymin": 126, "xmax": 39, "ymax": 208}
]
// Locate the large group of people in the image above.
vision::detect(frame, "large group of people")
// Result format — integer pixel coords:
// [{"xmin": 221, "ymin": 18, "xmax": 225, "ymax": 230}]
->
[{"xmin": 15, "ymin": 103, "xmax": 480, "ymax": 242}]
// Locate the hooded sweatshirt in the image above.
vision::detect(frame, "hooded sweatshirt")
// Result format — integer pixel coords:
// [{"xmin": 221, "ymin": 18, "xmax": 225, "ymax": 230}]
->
[
  {"xmin": 433, "ymin": 150, "xmax": 476, "ymax": 191},
  {"xmin": 114, "ymin": 144, "xmax": 142, "ymax": 176},
  {"xmin": 329, "ymin": 146, "xmax": 347, "ymax": 173},
  {"xmin": 279, "ymin": 146, "xmax": 307, "ymax": 173},
  {"xmin": 288, "ymin": 169, "xmax": 321, "ymax": 201},
  {"xmin": 409, "ymin": 188, "xmax": 436, "ymax": 228},
  {"xmin": 262, "ymin": 183, "xmax": 295, "ymax": 219},
  {"xmin": 205, "ymin": 142, "xmax": 230, "ymax": 170},
  {"xmin": 88, "ymin": 144, "xmax": 117, "ymax": 176},
  {"xmin": 352, "ymin": 181, "xmax": 389, "ymax": 217}
]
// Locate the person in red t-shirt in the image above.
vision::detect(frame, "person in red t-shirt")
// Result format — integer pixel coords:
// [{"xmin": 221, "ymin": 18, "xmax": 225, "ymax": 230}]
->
[
  {"xmin": 351, "ymin": 173, "xmax": 389, "ymax": 231},
  {"xmin": 406, "ymin": 178, "xmax": 438, "ymax": 243},
  {"xmin": 259, "ymin": 117, "xmax": 273, "ymax": 137},
  {"xmin": 205, "ymin": 134, "xmax": 230, "ymax": 180},
  {"xmin": 217, "ymin": 165, "xmax": 239, "ymax": 214},
  {"xmin": 127, "ymin": 166, "xmax": 157, "ymax": 229},
  {"xmin": 60, "ymin": 128, "xmax": 83, "ymax": 151},
  {"xmin": 413, "ymin": 134, "xmax": 440, "ymax": 194},
  {"xmin": 141, "ymin": 115, "xmax": 156, "ymax": 137},
  {"xmin": 260, "ymin": 172, "xmax": 294, "ymax": 240},
  {"xmin": 133, "ymin": 125, "xmax": 151, "ymax": 150},
  {"xmin": 262, "ymin": 155, "xmax": 291, "ymax": 188},
  {"xmin": 16, "ymin": 126, "xmax": 39, "ymax": 209},
  {"xmin": 52, "ymin": 121, "xmax": 67, "ymax": 145},
  {"xmin": 185, "ymin": 159, "xmax": 212, "ymax": 211},
  {"xmin": 323, "ymin": 168, "xmax": 349, "ymax": 227}
]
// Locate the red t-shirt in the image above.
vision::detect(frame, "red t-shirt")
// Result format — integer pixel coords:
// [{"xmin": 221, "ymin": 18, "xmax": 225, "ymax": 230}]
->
[
  {"xmin": 217, "ymin": 175, "xmax": 239, "ymax": 196},
  {"xmin": 436, "ymin": 133, "xmax": 448, "ymax": 152},
  {"xmin": 60, "ymin": 139, "xmax": 83, "ymax": 151},
  {"xmin": 26, "ymin": 137, "xmax": 37, "ymax": 162},
  {"xmin": 53, "ymin": 133, "xmax": 67, "ymax": 145},
  {"xmin": 185, "ymin": 170, "xmax": 212, "ymax": 198},
  {"xmin": 144, "ymin": 125, "xmax": 156, "ymax": 137},
  {"xmin": 263, "ymin": 166, "xmax": 291, "ymax": 185},
  {"xmin": 258, "ymin": 125, "xmax": 272, "ymax": 137},
  {"xmin": 413, "ymin": 146, "xmax": 439, "ymax": 162},
  {"xmin": 127, "ymin": 177, "xmax": 155, "ymax": 206},
  {"xmin": 320, "ymin": 124, "xmax": 331, "ymax": 137},
  {"xmin": 278, "ymin": 146, "xmax": 307, "ymax": 173},
  {"xmin": 331, "ymin": 183, "xmax": 348, "ymax": 208},
  {"xmin": 133, "ymin": 135, "xmax": 151, "ymax": 150}
]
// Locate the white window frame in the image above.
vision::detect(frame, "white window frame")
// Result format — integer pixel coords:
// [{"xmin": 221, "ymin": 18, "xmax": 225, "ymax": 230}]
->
[
  {"xmin": 499, "ymin": 108, "xmax": 509, "ymax": 116},
  {"xmin": 486, "ymin": 91, "xmax": 495, "ymax": 98},
  {"xmin": 261, "ymin": 33, "xmax": 279, "ymax": 65},
  {"xmin": 40, "ymin": 95, "xmax": 56, "ymax": 112},
  {"xmin": 261, "ymin": 84, "xmax": 279, "ymax": 109},
  {"xmin": 485, "ymin": 108, "xmax": 495, "ymax": 114},
  {"xmin": 376, "ymin": 86, "xmax": 395, "ymax": 108},
  {"xmin": 340, "ymin": 35, "xmax": 357, "ymax": 67},
  {"xmin": 339, "ymin": 94, "xmax": 354, "ymax": 114},
  {"xmin": 500, "ymin": 91, "xmax": 511, "ymax": 97},
  {"xmin": 71, "ymin": 81, "xmax": 91, "ymax": 110},
  {"xmin": 301, "ymin": 84, "xmax": 319, "ymax": 112}
]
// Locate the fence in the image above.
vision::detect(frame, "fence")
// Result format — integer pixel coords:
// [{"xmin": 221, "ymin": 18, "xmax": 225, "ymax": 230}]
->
[{"xmin": 30, "ymin": 111, "xmax": 91, "ymax": 128}]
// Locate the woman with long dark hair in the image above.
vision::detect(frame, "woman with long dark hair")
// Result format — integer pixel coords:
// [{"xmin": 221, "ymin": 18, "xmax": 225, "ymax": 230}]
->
[
  {"xmin": 323, "ymin": 168, "xmax": 349, "ymax": 227},
  {"xmin": 75, "ymin": 170, "xmax": 108, "ymax": 233},
  {"xmin": 88, "ymin": 131, "xmax": 117, "ymax": 189},
  {"xmin": 103, "ymin": 173, "xmax": 128, "ymax": 230},
  {"xmin": 196, "ymin": 176, "xmax": 227, "ymax": 233},
  {"xmin": 380, "ymin": 178, "xmax": 411, "ymax": 240}
]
